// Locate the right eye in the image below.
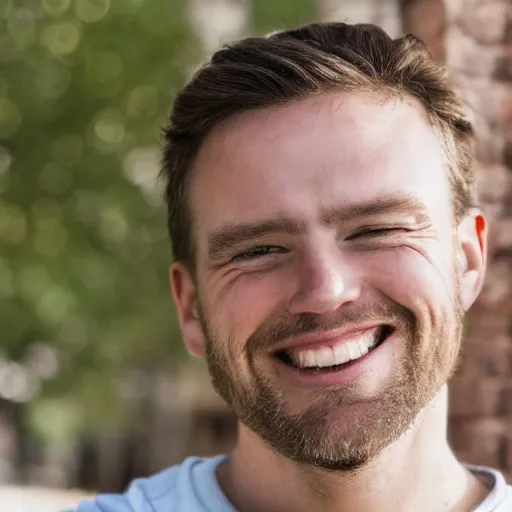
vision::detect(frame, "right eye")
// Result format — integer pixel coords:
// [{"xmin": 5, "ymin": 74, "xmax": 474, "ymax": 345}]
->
[{"xmin": 232, "ymin": 246, "xmax": 287, "ymax": 262}]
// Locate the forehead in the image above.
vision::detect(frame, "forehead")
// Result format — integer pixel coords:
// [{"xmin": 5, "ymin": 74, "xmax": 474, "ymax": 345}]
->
[{"xmin": 189, "ymin": 91, "xmax": 450, "ymax": 244}]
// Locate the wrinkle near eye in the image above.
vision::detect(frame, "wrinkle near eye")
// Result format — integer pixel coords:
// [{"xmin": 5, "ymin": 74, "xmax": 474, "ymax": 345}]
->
[{"xmin": 402, "ymin": 238, "xmax": 456, "ymax": 305}]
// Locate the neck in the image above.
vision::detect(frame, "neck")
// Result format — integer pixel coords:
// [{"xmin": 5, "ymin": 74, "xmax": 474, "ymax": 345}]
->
[{"xmin": 217, "ymin": 386, "xmax": 489, "ymax": 512}]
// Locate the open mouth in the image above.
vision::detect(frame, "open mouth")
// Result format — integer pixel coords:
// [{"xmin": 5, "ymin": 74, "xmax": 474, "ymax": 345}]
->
[{"xmin": 274, "ymin": 325, "xmax": 394, "ymax": 373}]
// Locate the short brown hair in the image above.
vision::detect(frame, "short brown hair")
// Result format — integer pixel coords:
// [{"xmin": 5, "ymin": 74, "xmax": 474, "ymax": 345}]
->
[{"xmin": 162, "ymin": 22, "xmax": 477, "ymax": 269}]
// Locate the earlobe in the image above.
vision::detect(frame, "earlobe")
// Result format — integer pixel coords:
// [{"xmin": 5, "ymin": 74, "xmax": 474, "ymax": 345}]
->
[
  {"xmin": 458, "ymin": 213, "xmax": 488, "ymax": 311},
  {"xmin": 169, "ymin": 262, "xmax": 207, "ymax": 358}
]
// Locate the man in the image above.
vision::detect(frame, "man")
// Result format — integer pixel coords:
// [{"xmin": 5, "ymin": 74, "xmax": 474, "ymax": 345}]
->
[{"xmin": 76, "ymin": 22, "xmax": 512, "ymax": 512}]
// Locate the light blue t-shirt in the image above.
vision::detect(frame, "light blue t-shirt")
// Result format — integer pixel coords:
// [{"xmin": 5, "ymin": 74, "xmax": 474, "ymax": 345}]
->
[{"xmin": 75, "ymin": 455, "xmax": 512, "ymax": 512}]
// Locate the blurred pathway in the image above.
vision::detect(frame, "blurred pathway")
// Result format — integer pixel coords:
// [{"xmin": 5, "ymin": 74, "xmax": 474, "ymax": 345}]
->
[{"xmin": 0, "ymin": 486, "xmax": 91, "ymax": 512}]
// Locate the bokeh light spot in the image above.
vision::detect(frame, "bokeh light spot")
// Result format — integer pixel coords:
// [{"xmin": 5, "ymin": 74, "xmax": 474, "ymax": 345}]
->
[
  {"xmin": 92, "ymin": 108, "xmax": 125, "ymax": 151},
  {"xmin": 123, "ymin": 146, "xmax": 161, "ymax": 204},
  {"xmin": 7, "ymin": 8, "xmax": 36, "ymax": 49},
  {"xmin": 89, "ymin": 51, "xmax": 122, "ymax": 83},
  {"xmin": 126, "ymin": 85, "xmax": 158, "ymax": 119},
  {"xmin": 25, "ymin": 342, "xmax": 60, "ymax": 381},
  {"xmin": 42, "ymin": 0, "xmax": 72, "ymax": 17},
  {"xmin": 0, "ymin": 362, "xmax": 40, "ymax": 403},
  {"xmin": 0, "ymin": 145, "xmax": 12, "ymax": 175},
  {"xmin": 36, "ymin": 285, "xmax": 75, "ymax": 324},
  {"xmin": 75, "ymin": 0, "xmax": 110, "ymax": 23},
  {"xmin": 41, "ymin": 21, "xmax": 81, "ymax": 55},
  {"xmin": 123, "ymin": 146, "xmax": 159, "ymax": 190},
  {"xmin": 99, "ymin": 206, "xmax": 128, "ymax": 243}
]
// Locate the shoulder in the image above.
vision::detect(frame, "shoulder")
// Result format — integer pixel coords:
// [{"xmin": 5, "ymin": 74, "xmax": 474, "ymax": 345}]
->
[
  {"xmin": 466, "ymin": 464, "xmax": 512, "ymax": 512},
  {"xmin": 74, "ymin": 456, "xmax": 213, "ymax": 512},
  {"xmin": 494, "ymin": 484, "xmax": 512, "ymax": 511}
]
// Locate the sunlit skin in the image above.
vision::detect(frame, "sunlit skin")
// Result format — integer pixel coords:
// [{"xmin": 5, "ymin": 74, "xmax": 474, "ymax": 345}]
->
[{"xmin": 171, "ymin": 92, "xmax": 489, "ymax": 512}]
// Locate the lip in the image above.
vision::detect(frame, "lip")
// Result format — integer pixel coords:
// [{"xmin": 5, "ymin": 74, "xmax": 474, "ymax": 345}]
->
[{"xmin": 271, "ymin": 324, "xmax": 385, "ymax": 355}]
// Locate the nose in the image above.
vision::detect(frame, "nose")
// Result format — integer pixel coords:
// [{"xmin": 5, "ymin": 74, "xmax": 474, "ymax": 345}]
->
[{"xmin": 286, "ymin": 248, "xmax": 361, "ymax": 316}]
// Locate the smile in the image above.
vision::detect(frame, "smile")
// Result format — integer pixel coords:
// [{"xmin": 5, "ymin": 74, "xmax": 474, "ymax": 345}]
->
[{"xmin": 275, "ymin": 325, "xmax": 394, "ymax": 372}]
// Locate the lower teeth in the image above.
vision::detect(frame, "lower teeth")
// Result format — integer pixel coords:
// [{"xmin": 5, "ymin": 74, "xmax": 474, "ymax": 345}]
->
[{"xmin": 299, "ymin": 359, "xmax": 359, "ymax": 372}]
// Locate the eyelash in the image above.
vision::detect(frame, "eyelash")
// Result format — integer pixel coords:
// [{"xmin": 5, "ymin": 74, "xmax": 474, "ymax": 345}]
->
[
  {"xmin": 347, "ymin": 227, "xmax": 408, "ymax": 240},
  {"xmin": 232, "ymin": 246, "xmax": 287, "ymax": 262}
]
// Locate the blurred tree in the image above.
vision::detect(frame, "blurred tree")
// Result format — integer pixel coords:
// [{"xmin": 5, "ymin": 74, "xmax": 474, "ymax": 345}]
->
[
  {"xmin": 251, "ymin": 0, "xmax": 316, "ymax": 34},
  {"xmin": 0, "ymin": 0, "xmax": 200, "ymax": 469}
]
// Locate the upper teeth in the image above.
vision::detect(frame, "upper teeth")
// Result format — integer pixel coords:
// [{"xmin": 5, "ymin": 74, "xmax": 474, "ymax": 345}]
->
[{"xmin": 288, "ymin": 329, "xmax": 380, "ymax": 368}]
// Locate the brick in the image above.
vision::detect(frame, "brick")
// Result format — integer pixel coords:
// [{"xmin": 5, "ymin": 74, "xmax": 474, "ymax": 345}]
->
[
  {"xmin": 456, "ymin": 76, "xmax": 501, "ymax": 121},
  {"xmin": 478, "ymin": 258, "xmax": 512, "ymax": 306},
  {"xmin": 402, "ymin": 0, "xmax": 446, "ymax": 61},
  {"xmin": 494, "ymin": 56, "xmax": 512, "ymax": 81},
  {"xmin": 476, "ymin": 164, "xmax": 512, "ymax": 203},
  {"xmin": 449, "ymin": 377, "xmax": 503, "ymax": 417},
  {"xmin": 504, "ymin": 17, "xmax": 512, "ymax": 44},
  {"xmin": 496, "ymin": 84, "xmax": 512, "ymax": 128},
  {"xmin": 493, "ymin": 218, "xmax": 512, "ymax": 253},
  {"xmin": 448, "ymin": 418, "xmax": 507, "ymax": 468},
  {"xmin": 402, "ymin": 0, "xmax": 446, "ymax": 39},
  {"xmin": 475, "ymin": 123, "xmax": 504, "ymax": 164},
  {"xmin": 456, "ymin": 334, "xmax": 512, "ymax": 379},
  {"xmin": 455, "ymin": 0, "xmax": 509, "ymax": 45},
  {"xmin": 506, "ymin": 432, "xmax": 512, "ymax": 471},
  {"xmin": 447, "ymin": 25, "xmax": 503, "ymax": 77},
  {"xmin": 504, "ymin": 144, "xmax": 512, "ymax": 169},
  {"xmin": 498, "ymin": 384, "xmax": 512, "ymax": 417}
]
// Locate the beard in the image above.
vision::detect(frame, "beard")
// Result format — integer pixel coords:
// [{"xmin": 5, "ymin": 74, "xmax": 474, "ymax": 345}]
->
[{"xmin": 200, "ymin": 289, "xmax": 464, "ymax": 473}]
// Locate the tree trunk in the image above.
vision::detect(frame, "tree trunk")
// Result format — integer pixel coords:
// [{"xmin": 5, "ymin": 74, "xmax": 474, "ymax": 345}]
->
[{"xmin": 0, "ymin": 398, "xmax": 28, "ymax": 484}]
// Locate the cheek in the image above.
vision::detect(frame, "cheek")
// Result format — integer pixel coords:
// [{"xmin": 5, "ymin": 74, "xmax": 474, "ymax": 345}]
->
[
  {"xmin": 363, "ymin": 246, "xmax": 457, "ymax": 318},
  {"xmin": 207, "ymin": 271, "xmax": 287, "ymax": 346}
]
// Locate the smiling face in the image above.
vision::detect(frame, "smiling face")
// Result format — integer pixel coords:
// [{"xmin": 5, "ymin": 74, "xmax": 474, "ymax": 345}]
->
[{"xmin": 171, "ymin": 92, "xmax": 485, "ymax": 470}]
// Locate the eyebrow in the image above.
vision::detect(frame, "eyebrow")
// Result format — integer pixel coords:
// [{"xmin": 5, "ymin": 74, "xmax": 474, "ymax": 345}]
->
[
  {"xmin": 320, "ymin": 194, "xmax": 430, "ymax": 226},
  {"xmin": 207, "ymin": 194, "xmax": 429, "ymax": 261},
  {"xmin": 208, "ymin": 219, "xmax": 307, "ymax": 260}
]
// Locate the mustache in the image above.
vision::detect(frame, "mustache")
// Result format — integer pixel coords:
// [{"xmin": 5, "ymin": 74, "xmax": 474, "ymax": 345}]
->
[{"xmin": 246, "ymin": 301, "xmax": 416, "ymax": 355}]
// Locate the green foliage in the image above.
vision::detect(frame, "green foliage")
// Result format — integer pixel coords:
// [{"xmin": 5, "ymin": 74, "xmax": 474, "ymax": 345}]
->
[
  {"xmin": 0, "ymin": 0, "xmax": 197, "ymax": 436},
  {"xmin": 251, "ymin": 0, "xmax": 317, "ymax": 35}
]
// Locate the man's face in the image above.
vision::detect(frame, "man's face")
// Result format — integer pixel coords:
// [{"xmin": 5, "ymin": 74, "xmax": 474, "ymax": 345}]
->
[{"xmin": 172, "ymin": 92, "xmax": 483, "ymax": 470}]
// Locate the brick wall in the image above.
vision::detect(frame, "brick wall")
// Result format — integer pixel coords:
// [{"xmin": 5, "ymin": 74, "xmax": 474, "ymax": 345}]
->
[{"xmin": 403, "ymin": 0, "xmax": 512, "ymax": 479}]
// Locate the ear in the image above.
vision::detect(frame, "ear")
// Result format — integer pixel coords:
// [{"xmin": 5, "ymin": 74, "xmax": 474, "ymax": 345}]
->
[
  {"xmin": 457, "ymin": 212, "xmax": 487, "ymax": 311},
  {"xmin": 170, "ymin": 262, "xmax": 206, "ymax": 358}
]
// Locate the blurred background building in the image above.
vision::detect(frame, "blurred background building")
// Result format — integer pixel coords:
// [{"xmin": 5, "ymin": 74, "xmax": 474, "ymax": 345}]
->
[{"xmin": 0, "ymin": 0, "xmax": 510, "ymax": 503}]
